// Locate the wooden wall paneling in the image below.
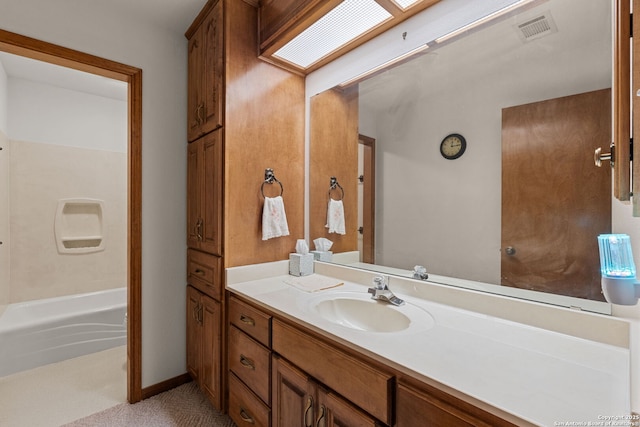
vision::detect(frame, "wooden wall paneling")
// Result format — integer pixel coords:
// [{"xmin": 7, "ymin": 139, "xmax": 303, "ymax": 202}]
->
[
  {"xmin": 309, "ymin": 87, "xmax": 359, "ymax": 254},
  {"xmin": 224, "ymin": 0, "xmax": 306, "ymax": 267}
]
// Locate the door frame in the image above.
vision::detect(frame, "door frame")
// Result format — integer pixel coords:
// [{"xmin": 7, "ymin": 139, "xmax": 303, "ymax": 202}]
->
[
  {"xmin": 0, "ymin": 29, "xmax": 143, "ymax": 403},
  {"xmin": 358, "ymin": 134, "xmax": 375, "ymax": 264}
]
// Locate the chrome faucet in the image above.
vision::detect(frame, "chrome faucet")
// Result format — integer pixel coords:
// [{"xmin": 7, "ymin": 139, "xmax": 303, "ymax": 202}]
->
[
  {"xmin": 368, "ymin": 275, "xmax": 405, "ymax": 306},
  {"xmin": 412, "ymin": 265, "xmax": 429, "ymax": 280}
]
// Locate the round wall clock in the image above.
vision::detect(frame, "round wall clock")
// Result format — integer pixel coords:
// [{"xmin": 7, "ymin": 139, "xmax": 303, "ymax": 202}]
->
[{"xmin": 440, "ymin": 133, "xmax": 467, "ymax": 160}]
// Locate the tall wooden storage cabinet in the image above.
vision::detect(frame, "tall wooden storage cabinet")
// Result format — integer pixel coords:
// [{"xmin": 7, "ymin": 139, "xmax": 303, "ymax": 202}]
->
[
  {"xmin": 186, "ymin": 0, "xmax": 305, "ymax": 415},
  {"xmin": 185, "ymin": 0, "xmax": 225, "ymax": 412}
]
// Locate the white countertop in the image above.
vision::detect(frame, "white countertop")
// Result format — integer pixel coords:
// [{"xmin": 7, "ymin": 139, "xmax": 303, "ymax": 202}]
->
[{"xmin": 227, "ymin": 273, "xmax": 630, "ymax": 426}]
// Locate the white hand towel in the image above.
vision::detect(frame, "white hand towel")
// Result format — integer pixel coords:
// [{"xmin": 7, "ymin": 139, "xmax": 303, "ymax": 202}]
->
[
  {"xmin": 262, "ymin": 196, "xmax": 290, "ymax": 240},
  {"xmin": 325, "ymin": 198, "xmax": 346, "ymax": 235}
]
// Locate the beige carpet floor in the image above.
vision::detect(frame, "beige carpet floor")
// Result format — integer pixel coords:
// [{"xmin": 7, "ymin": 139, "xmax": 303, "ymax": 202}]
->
[{"xmin": 63, "ymin": 382, "xmax": 236, "ymax": 427}]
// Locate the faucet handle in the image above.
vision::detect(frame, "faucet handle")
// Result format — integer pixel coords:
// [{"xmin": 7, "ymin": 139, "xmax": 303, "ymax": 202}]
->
[{"xmin": 372, "ymin": 275, "xmax": 387, "ymax": 289}]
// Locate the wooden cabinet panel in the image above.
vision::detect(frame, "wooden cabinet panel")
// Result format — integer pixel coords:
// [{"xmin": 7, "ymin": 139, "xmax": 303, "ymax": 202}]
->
[
  {"xmin": 272, "ymin": 319, "xmax": 393, "ymax": 425},
  {"xmin": 187, "ymin": 131, "xmax": 223, "ymax": 255},
  {"xmin": 187, "ymin": 0, "xmax": 223, "ymax": 142},
  {"xmin": 229, "ymin": 372, "xmax": 271, "ymax": 427},
  {"xmin": 396, "ymin": 381, "xmax": 517, "ymax": 427},
  {"xmin": 200, "ymin": 294, "xmax": 222, "ymax": 409},
  {"xmin": 229, "ymin": 325, "xmax": 271, "ymax": 405},
  {"xmin": 187, "ymin": 249, "xmax": 222, "ymax": 300},
  {"xmin": 186, "ymin": 285, "xmax": 201, "ymax": 380},
  {"xmin": 186, "ymin": 285, "xmax": 222, "ymax": 411},
  {"xmin": 272, "ymin": 354, "xmax": 316, "ymax": 427},
  {"xmin": 316, "ymin": 387, "xmax": 379, "ymax": 427},
  {"xmin": 229, "ymin": 296, "xmax": 272, "ymax": 346}
]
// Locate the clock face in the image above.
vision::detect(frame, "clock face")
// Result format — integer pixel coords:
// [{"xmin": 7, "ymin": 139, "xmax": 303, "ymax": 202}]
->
[{"xmin": 440, "ymin": 133, "xmax": 466, "ymax": 160}]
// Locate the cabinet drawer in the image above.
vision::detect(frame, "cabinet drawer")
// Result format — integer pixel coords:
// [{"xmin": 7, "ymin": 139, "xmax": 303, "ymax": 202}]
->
[
  {"xmin": 272, "ymin": 319, "xmax": 393, "ymax": 425},
  {"xmin": 229, "ymin": 325, "xmax": 271, "ymax": 405},
  {"xmin": 229, "ymin": 372, "xmax": 271, "ymax": 427},
  {"xmin": 187, "ymin": 249, "xmax": 221, "ymax": 300},
  {"xmin": 229, "ymin": 296, "xmax": 271, "ymax": 346}
]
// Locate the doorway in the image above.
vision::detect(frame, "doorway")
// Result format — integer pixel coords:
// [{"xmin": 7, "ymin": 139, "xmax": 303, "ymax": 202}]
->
[
  {"xmin": 358, "ymin": 134, "xmax": 375, "ymax": 264},
  {"xmin": 0, "ymin": 29, "xmax": 142, "ymax": 402}
]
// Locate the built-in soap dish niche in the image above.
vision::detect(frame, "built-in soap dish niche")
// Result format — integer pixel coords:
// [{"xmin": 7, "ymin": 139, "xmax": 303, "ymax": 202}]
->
[{"xmin": 54, "ymin": 199, "xmax": 106, "ymax": 254}]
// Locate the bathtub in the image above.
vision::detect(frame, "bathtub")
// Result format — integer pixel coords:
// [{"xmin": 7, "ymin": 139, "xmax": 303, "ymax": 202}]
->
[{"xmin": 0, "ymin": 287, "xmax": 127, "ymax": 377}]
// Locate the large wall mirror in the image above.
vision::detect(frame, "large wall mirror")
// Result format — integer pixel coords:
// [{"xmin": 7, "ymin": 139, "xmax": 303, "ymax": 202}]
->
[{"xmin": 310, "ymin": 0, "xmax": 617, "ymax": 313}]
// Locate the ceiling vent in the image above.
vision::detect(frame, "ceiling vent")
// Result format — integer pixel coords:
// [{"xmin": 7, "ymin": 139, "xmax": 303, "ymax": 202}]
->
[{"xmin": 515, "ymin": 11, "xmax": 558, "ymax": 42}]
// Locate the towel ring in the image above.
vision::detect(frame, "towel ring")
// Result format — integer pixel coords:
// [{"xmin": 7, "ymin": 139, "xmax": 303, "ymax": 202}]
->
[
  {"xmin": 261, "ymin": 168, "xmax": 284, "ymax": 198},
  {"xmin": 328, "ymin": 176, "xmax": 344, "ymax": 200}
]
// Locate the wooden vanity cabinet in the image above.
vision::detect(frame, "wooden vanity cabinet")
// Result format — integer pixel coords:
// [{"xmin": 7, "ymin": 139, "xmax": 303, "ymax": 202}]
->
[
  {"xmin": 187, "ymin": 0, "xmax": 223, "ymax": 142},
  {"xmin": 228, "ymin": 295, "xmax": 526, "ymax": 427},
  {"xmin": 187, "ymin": 285, "xmax": 222, "ymax": 410}
]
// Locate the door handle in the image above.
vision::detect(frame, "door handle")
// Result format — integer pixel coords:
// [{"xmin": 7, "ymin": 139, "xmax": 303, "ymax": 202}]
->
[{"xmin": 505, "ymin": 246, "xmax": 516, "ymax": 256}]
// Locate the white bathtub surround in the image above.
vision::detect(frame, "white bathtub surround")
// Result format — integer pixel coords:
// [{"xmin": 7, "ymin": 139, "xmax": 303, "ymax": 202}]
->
[
  {"xmin": 0, "ymin": 287, "xmax": 127, "ymax": 377},
  {"xmin": 227, "ymin": 261, "xmax": 631, "ymax": 426},
  {"xmin": 8, "ymin": 140, "xmax": 126, "ymax": 303}
]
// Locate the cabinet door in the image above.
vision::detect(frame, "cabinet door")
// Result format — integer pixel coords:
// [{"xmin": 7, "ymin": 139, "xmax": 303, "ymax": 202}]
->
[
  {"xmin": 200, "ymin": 130, "xmax": 223, "ymax": 255},
  {"xmin": 187, "ymin": 0, "xmax": 223, "ymax": 142},
  {"xmin": 187, "ymin": 131, "xmax": 223, "ymax": 255},
  {"xmin": 316, "ymin": 387, "xmax": 378, "ymax": 427},
  {"xmin": 201, "ymin": 0, "xmax": 223, "ymax": 135},
  {"xmin": 272, "ymin": 355, "xmax": 316, "ymax": 427},
  {"xmin": 186, "ymin": 285, "xmax": 201, "ymax": 381},
  {"xmin": 201, "ymin": 294, "xmax": 222, "ymax": 410}
]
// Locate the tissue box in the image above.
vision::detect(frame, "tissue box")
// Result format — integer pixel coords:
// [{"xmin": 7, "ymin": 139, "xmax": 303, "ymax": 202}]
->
[
  {"xmin": 310, "ymin": 250, "xmax": 333, "ymax": 262},
  {"xmin": 289, "ymin": 253, "xmax": 314, "ymax": 276}
]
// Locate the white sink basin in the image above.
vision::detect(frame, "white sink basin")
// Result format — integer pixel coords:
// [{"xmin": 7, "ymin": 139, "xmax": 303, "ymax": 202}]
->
[{"xmin": 307, "ymin": 292, "xmax": 435, "ymax": 334}]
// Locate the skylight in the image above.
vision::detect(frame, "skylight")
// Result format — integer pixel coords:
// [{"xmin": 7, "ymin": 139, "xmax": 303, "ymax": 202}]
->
[{"xmin": 273, "ymin": 0, "xmax": 392, "ymax": 68}]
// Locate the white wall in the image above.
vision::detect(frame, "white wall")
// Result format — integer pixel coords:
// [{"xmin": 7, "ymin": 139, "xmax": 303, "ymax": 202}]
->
[
  {"xmin": 0, "ymin": 0, "xmax": 192, "ymax": 387},
  {"xmin": 8, "ymin": 77, "xmax": 127, "ymax": 152}
]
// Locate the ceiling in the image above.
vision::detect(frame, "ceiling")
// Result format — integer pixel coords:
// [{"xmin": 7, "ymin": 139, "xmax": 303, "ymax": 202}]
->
[{"xmin": 0, "ymin": 0, "xmax": 207, "ymax": 100}]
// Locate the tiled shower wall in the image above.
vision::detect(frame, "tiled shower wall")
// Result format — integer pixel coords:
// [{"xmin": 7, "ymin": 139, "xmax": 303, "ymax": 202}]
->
[{"xmin": 2, "ymin": 68, "xmax": 127, "ymax": 304}]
